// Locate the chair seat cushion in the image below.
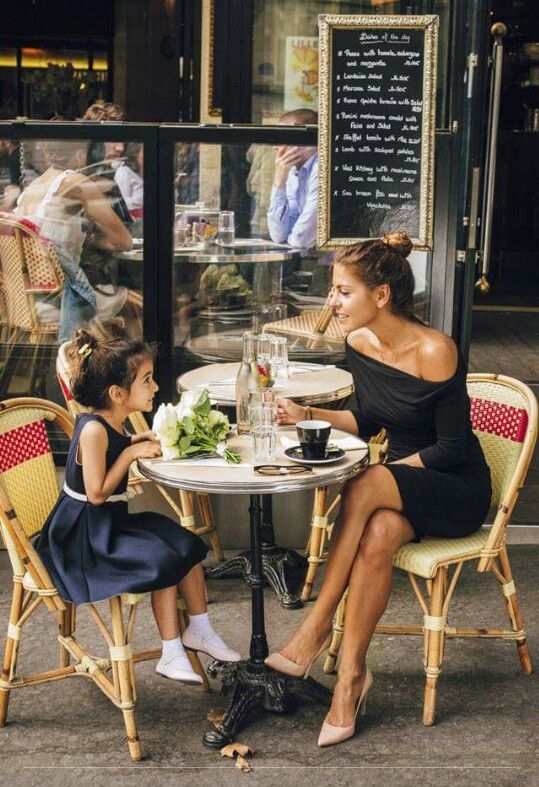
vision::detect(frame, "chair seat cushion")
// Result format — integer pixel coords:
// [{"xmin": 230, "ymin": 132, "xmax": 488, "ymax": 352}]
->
[{"xmin": 393, "ymin": 528, "xmax": 490, "ymax": 579}]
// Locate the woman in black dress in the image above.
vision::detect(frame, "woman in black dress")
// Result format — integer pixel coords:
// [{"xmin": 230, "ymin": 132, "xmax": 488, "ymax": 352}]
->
[{"xmin": 266, "ymin": 232, "xmax": 491, "ymax": 746}]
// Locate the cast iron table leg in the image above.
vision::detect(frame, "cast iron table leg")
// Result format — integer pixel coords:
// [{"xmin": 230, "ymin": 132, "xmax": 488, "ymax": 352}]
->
[
  {"xmin": 206, "ymin": 495, "xmax": 307, "ymax": 609},
  {"xmin": 203, "ymin": 494, "xmax": 330, "ymax": 749}
]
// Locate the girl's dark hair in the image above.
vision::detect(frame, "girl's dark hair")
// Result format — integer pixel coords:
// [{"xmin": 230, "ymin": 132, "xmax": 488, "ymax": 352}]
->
[
  {"xmin": 70, "ymin": 329, "xmax": 156, "ymax": 409},
  {"xmin": 334, "ymin": 231, "xmax": 421, "ymax": 323}
]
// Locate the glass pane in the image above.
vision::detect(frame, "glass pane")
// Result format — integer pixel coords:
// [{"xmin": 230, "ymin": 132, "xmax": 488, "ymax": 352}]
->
[
  {"xmin": 171, "ymin": 138, "xmax": 431, "ymax": 389},
  {"xmin": 0, "ymin": 49, "xmax": 17, "ymax": 120},
  {"xmin": 251, "ymin": 0, "xmax": 451, "ymax": 128},
  {"xmin": 0, "ymin": 134, "xmax": 144, "ymax": 403}
]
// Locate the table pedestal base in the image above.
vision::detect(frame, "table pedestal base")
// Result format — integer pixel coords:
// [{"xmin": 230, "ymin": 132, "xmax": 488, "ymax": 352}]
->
[
  {"xmin": 206, "ymin": 495, "xmax": 307, "ymax": 609},
  {"xmin": 206, "ymin": 546, "xmax": 306, "ymax": 609},
  {"xmin": 203, "ymin": 660, "xmax": 331, "ymax": 748}
]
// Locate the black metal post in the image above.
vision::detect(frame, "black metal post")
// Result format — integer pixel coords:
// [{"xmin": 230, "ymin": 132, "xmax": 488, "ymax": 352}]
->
[{"xmin": 248, "ymin": 494, "xmax": 268, "ymax": 668}]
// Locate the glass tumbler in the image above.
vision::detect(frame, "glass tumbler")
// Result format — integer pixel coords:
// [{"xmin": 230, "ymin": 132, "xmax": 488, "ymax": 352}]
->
[
  {"xmin": 248, "ymin": 400, "xmax": 277, "ymax": 431},
  {"xmin": 217, "ymin": 211, "xmax": 235, "ymax": 246},
  {"xmin": 251, "ymin": 425, "xmax": 277, "ymax": 463},
  {"xmin": 270, "ymin": 336, "xmax": 289, "ymax": 382}
]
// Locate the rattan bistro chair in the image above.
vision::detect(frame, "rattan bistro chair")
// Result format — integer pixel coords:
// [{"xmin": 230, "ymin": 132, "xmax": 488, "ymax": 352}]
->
[
  {"xmin": 323, "ymin": 374, "xmax": 537, "ymax": 726},
  {"xmin": 56, "ymin": 340, "xmax": 225, "ymax": 561},
  {"xmin": 0, "ymin": 397, "xmax": 209, "ymax": 761},
  {"xmin": 0, "ymin": 213, "xmax": 64, "ymax": 397}
]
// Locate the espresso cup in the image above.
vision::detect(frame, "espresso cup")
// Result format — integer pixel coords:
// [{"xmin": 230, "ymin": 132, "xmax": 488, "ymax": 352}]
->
[{"xmin": 296, "ymin": 419, "xmax": 331, "ymax": 460}]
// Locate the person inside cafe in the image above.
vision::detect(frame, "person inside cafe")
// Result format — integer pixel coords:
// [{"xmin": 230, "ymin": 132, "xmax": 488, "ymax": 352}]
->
[
  {"xmin": 79, "ymin": 102, "xmax": 134, "ymax": 291},
  {"xmin": 14, "ymin": 138, "xmax": 132, "ymax": 339},
  {"xmin": 266, "ymin": 232, "xmax": 492, "ymax": 747},
  {"xmin": 267, "ymin": 108, "xmax": 318, "ymax": 250}
]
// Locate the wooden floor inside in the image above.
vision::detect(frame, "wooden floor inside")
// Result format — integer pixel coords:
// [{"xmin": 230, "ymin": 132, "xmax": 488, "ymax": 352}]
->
[{"xmin": 469, "ymin": 309, "xmax": 539, "ymax": 382}]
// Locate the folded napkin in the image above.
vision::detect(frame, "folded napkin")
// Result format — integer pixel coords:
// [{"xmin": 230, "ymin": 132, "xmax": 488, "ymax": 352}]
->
[{"xmin": 279, "ymin": 435, "xmax": 368, "ymax": 450}]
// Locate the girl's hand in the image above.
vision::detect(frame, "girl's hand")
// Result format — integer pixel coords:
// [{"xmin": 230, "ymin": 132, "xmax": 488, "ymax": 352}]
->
[
  {"xmin": 128, "ymin": 440, "xmax": 162, "ymax": 460},
  {"xmin": 276, "ymin": 397, "xmax": 307, "ymax": 425},
  {"xmin": 132, "ymin": 430, "xmax": 159, "ymax": 444}
]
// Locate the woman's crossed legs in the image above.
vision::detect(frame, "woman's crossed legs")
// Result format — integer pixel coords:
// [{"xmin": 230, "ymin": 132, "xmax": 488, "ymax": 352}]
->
[{"xmin": 279, "ymin": 464, "xmax": 415, "ymax": 726}]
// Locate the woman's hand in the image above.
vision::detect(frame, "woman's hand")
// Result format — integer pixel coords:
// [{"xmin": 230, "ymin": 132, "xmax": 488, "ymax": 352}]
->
[
  {"xmin": 128, "ymin": 440, "xmax": 162, "ymax": 461},
  {"xmin": 276, "ymin": 397, "xmax": 307, "ymax": 425}
]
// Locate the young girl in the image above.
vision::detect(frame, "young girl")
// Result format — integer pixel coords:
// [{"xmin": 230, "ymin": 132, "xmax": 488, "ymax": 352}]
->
[{"xmin": 36, "ymin": 330, "xmax": 240, "ymax": 684}]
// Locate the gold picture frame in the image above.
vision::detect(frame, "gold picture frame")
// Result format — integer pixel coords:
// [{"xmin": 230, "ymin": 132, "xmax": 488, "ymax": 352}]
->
[{"xmin": 317, "ymin": 14, "xmax": 438, "ymax": 250}]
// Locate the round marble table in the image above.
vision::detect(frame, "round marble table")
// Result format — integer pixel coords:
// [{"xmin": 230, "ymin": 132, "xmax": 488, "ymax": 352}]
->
[
  {"xmin": 176, "ymin": 363, "xmax": 355, "ymax": 607},
  {"xmin": 138, "ymin": 427, "xmax": 368, "ymax": 747},
  {"xmin": 177, "ymin": 361, "xmax": 354, "ymax": 407}
]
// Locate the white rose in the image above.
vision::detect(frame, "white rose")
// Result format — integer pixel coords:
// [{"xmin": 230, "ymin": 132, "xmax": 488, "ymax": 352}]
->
[
  {"xmin": 152, "ymin": 403, "xmax": 180, "ymax": 447},
  {"xmin": 175, "ymin": 391, "xmax": 195, "ymax": 420}
]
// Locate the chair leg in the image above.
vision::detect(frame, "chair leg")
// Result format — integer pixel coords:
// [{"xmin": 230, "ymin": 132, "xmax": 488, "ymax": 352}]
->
[
  {"xmin": 324, "ymin": 590, "xmax": 347, "ymax": 674},
  {"xmin": 0, "ymin": 579, "xmax": 24, "ymax": 726},
  {"xmin": 301, "ymin": 486, "xmax": 328, "ymax": 602},
  {"xmin": 58, "ymin": 603, "xmax": 74, "ymax": 667},
  {"xmin": 497, "ymin": 547, "xmax": 533, "ymax": 674},
  {"xmin": 422, "ymin": 570, "xmax": 446, "ymax": 726},
  {"xmin": 109, "ymin": 596, "xmax": 142, "ymax": 761},
  {"xmin": 198, "ymin": 493, "xmax": 225, "ymax": 563}
]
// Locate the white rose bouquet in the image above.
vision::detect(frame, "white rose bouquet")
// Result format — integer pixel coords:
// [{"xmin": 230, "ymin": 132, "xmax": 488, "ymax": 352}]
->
[{"xmin": 153, "ymin": 389, "xmax": 241, "ymax": 464}]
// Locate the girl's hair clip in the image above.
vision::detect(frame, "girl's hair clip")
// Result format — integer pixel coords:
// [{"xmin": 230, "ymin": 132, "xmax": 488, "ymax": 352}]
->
[{"xmin": 78, "ymin": 343, "xmax": 93, "ymax": 358}]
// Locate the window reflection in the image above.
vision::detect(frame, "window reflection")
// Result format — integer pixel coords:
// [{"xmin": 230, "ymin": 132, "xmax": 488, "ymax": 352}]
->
[
  {"xmin": 0, "ymin": 135, "xmax": 144, "ymax": 399},
  {"xmin": 171, "ymin": 138, "xmax": 430, "ymax": 384}
]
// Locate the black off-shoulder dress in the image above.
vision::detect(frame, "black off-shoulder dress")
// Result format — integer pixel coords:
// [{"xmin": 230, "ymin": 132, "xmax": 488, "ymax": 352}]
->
[{"xmin": 346, "ymin": 340, "xmax": 492, "ymax": 539}]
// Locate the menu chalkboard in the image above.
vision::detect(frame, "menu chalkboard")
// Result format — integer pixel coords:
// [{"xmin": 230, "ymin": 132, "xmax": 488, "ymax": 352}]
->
[{"xmin": 318, "ymin": 15, "xmax": 438, "ymax": 250}]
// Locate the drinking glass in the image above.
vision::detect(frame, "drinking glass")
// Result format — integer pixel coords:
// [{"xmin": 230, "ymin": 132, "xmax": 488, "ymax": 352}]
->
[
  {"xmin": 252, "ymin": 426, "xmax": 276, "ymax": 463},
  {"xmin": 217, "ymin": 211, "xmax": 235, "ymax": 246},
  {"xmin": 174, "ymin": 210, "xmax": 190, "ymax": 247},
  {"xmin": 248, "ymin": 400, "xmax": 277, "ymax": 431},
  {"xmin": 270, "ymin": 336, "xmax": 289, "ymax": 382}
]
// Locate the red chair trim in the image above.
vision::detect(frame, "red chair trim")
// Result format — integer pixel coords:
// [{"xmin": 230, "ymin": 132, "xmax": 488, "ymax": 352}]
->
[
  {"xmin": 0, "ymin": 420, "xmax": 52, "ymax": 473},
  {"xmin": 470, "ymin": 398, "xmax": 528, "ymax": 443}
]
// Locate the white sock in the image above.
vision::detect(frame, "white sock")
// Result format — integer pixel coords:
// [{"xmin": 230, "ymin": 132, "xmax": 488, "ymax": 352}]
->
[
  {"xmin": 187, "ymin": 612, "xmax": 214, "ymax": 639},
  {"xmin": 161, "ymin": 636, "xmax": 190, "ymax": 667}
]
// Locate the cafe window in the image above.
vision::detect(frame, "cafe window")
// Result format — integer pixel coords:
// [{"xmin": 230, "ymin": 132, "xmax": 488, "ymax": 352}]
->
[
  {"xmin": 170, "ymin": 135, "xmax": 430, "ymax": 384},
  {"xmin": 251, "ymin": 0, "xmax": 451, "ymax": 128},
  {"xmin": 0, "ymin": 132, "xmax": 144, "ymax": 405}
]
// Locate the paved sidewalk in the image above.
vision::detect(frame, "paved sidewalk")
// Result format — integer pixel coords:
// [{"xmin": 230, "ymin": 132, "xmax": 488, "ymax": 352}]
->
[{"xmin": 0, "ymin": 546, "xmax": 537, "ymax": 787}]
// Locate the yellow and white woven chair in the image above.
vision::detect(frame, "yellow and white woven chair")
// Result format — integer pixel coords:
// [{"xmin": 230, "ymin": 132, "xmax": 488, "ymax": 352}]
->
[
  {"xmin": 56, "ymin": 340, "xmax": 225, "ymax": 562},
  {"xmin": 0, "ymin": 213, "xmax": 64, "ymax": 397},
  {"xmin": 323, "ymin": 374, "xmax": 537, "ymax": 726},
  {"xmin": 0, "ymin": 397, "xmax": 208, "ymax": 761}
]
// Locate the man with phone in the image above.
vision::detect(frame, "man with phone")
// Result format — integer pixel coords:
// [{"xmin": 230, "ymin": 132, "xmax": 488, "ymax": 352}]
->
[{"xmin": 267, "ymin": 109, "xmax": 318, "ymax": 249}]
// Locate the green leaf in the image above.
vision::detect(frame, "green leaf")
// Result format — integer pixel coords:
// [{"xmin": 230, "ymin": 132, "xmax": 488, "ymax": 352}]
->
[
  {"xmin": 182, "ymin": 417, "xmax": 196, "ymax": 435},
  {"xmin": 179, "ymin": 435, "xmax": 193, "ymax": 453},
  {"xmin": 193, "ymin": 389, "xmax": 212, "ymax": 417}
]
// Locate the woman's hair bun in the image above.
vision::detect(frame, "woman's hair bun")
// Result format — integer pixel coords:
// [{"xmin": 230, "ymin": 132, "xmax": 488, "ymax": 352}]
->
[{"xmin": 382, "ymin": 231, "xmax": 413, "ymax": 258}]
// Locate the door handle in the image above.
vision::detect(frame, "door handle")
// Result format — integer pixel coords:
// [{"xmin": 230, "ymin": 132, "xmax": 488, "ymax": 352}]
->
[{"xmin": 476, "ymin": 22, "xmax": 507, "ymax": 293}]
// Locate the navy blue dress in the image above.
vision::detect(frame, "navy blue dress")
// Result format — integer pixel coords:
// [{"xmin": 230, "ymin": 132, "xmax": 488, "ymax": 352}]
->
[
  {"xmin": 346, "ymin": 341, "xmax": 492, "ymax": 539},
  {"xmin": 35, "ymin": 413, "xmax": 208, "ymax": 604}
]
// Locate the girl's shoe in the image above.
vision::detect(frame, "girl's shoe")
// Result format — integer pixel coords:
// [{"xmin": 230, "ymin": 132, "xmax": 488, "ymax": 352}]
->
[
  {"xmin": 317, "ymin": 668, "xmax": 373, "ymax": 747},
  {"xmin": 264, "ymin": 635, "xmax": 331, "ymax": 679},
  {"xmin": 156, "ymin": 653, "xmax": 204, "ymax": 685},
  {"xmin": 182, "ymin": 628, "xmax": 241, "ymax": 662}
]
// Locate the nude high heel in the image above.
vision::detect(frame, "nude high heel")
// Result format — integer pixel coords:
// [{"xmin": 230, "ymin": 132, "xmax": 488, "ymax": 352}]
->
[
  {"xmin": 317, "ymin": 667, "xmax": 373, "ymax": 747},
  {"xmin": 264, "ymin": 636, "xmax": 331, "ymax": 679}
]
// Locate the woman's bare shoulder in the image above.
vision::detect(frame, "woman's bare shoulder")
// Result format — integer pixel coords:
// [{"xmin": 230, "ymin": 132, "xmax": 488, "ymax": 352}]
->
[
  {"xmin": 417, "ymin": 328, "xmax": 458, "ymax": 382},
  {"xmin": 346, "ymin": 328, "xmax": 375, "ymax": 354}
]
